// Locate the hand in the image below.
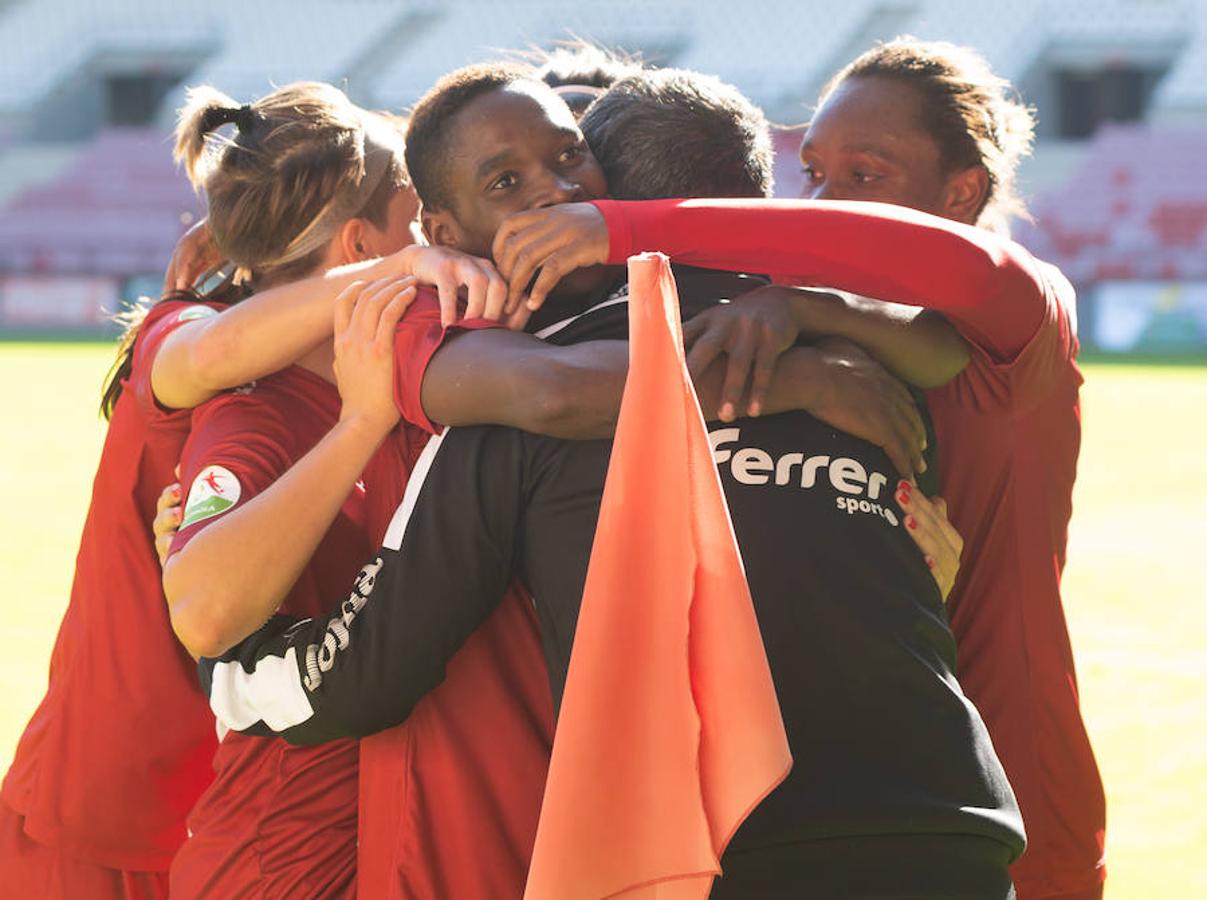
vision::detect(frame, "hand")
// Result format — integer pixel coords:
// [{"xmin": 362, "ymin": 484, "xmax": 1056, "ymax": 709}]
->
[
  {"xmin": 490, "ymin": 203, "xmax": 610, "ymax": 315},
  {"xmin": 682, "ymin": 287, "xmax": 802, "ymax": 420},
  {"xmin": 332, "ymin": 277, "xmax": 419, "ymax": 435},
  {"xmin": 806, "ymin": 338, "xmax": 927, "ymax": 478},
  {"xmin": 164, "ymin": 219, "xmax": 223, "ymax": 294},
  {"xmin": 393, "ymin": 245, "xmax": 508, "ymax": 328},
  {"xmin": 895, "ymin": 480, "xmax": 963, "ymax": 601},
  {"xmin": 152, "ymin": 479, "xmax": 183, "ymax": 567}
]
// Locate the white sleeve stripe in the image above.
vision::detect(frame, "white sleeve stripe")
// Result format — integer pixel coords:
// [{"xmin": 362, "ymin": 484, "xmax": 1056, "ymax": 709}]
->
[
  {"xmin": 533, "ymin": 285, "xmax": 630, "ymax": 340},
  {"xmin": 383, "ymin": 428, "xmax": 448, "ymax": 550},
  {"xmin": 208, "ymin": 646, "xmax": 314, "ymax": 732}
]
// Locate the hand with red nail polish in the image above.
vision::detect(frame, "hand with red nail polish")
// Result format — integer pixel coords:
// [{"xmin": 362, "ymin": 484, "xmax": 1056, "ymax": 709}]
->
[{"xmin": 895, "ymin": 486, "xmax": 963, "ymax": 601}]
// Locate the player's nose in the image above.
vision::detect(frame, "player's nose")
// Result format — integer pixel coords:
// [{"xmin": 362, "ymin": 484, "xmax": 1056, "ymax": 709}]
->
[
  {"xmin": 536, "ymin": 172, "xmax": 586, "ymax": 208},
  {"xmin": 806, "ymin": 179, "xmax": 836, "ymax": 201}
]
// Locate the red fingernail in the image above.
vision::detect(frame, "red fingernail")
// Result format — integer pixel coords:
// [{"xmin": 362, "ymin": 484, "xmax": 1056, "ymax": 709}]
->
[
  {"xmin": 926, "ymin": 557, "xmax": 935, "ymax": 569},
  {"xmin": 906, "ymin": 516, "xmax": 917, "ymax": 530},
  {"xmin": 897, "ymin": 479, "xmax": 910, "ymax": 491},
  {"xmin": 897, "ymin": 492, "xmax": 910, "ymax": 506}
]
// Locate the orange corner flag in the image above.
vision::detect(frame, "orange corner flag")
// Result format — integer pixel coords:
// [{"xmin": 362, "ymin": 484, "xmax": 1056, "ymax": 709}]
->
[{"xmin": 524, "ymin": 253, "xmax": 792, "ymax": 899}]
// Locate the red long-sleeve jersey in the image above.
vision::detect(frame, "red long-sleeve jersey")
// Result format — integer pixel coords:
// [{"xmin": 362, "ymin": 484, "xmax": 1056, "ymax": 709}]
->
[
  {"xmin": 596, "ymin": 198, "xmax": 1104, "ymax": 899},
  {"xmin": 1, "ymin": 299, "xmax": 224, "ymax": 874}
]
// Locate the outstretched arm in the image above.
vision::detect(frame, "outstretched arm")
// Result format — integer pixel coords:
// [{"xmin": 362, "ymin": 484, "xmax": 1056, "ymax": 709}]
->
[
  {"xmin": 151, "ymin": 244, "xmax": 506, "ymax": 410},
  {"xmin": 491, "ymin": 199, "xmax": 1048, "ymax": 362},
  {"xmin": 199, "ymin": 424, "xmax": 533, "ymax": 744},
  {"xmin": 681, "ymin": 286, "xmax": 970, "ymax": 394},
  {"xmin": 417, "ymin": 324, "xmax": 926, "ymax": 476}
]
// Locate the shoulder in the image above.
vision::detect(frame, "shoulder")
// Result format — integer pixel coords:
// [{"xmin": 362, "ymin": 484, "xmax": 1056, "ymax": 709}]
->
[
  {"xmin": 1035, "ymin": 258, "xmax": 1078, "ymax": 336},
  {"xmin": 133, "ymin": 298, "xmax": 226, "ymax": 356},
  {"xmin": 189, "ymin": 368, "xmax": 332, "ymax": 449}
]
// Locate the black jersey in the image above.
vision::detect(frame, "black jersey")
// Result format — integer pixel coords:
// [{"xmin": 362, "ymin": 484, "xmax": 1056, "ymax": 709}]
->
[{"xmin": 201, "ymin": 271, "xmax": 1024, "ymax": 859}]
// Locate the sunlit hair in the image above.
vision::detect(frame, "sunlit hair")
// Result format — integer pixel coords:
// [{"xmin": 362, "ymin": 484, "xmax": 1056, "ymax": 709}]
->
[
  {"xmin": 821, "ymin": 37, "xmax": 1035, "ymax": 232},
  {"xmin": 520, "ymin": 40, "xmax": 648, "ymax": 118},
  {"xmin": 581, "ymin": 68, "xmax": 773, "ymax": 200},
  {"xmin": 174, "ymin": 81, "xmax": 407, "ymax": 286},
  {"xmin": 529, "ymin": 39, "xmax": 645, "ymax": 90},
  {"xmin": 100, "ymin": 82, "xmax": 407, "ymax": 419}
]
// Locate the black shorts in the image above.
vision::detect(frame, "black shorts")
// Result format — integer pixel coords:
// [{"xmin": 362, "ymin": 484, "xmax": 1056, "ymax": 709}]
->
[{"xmin": 711, "ymin": 834, "xmax": 1016, "ymax": 899}]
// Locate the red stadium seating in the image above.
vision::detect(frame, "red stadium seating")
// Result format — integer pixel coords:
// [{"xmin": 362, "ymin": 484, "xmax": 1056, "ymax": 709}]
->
[
  {"xmin": 0, "ymin": 128, "xmax": 201, "ymax": 276},
  {"xmin": 1016, "ymin": 124, "xmax": 1207, "ymax": 282}
]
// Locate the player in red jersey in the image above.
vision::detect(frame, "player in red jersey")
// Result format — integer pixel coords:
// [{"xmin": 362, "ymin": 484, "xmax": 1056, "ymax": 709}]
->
[
  {"xmin": 803, "ymin": 51, "xmax": 1104, "ymax": 898},
  {"xmin": 160, "ymin": 66, "xmax": 976, "ymax": 895},
  {"xmin": 491, "ymin": 40, "xmax": 1103, "ymax": 900},
  {"xmin": 0, "ymin": 79, "xmax": 449, "ymax": 899},
  {"xmin": 157, "ymin": 82, "xmax": 534, "ymax": 899}
]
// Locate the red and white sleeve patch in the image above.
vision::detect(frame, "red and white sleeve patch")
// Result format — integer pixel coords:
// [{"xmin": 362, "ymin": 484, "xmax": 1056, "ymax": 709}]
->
[{"xmin": 181, "ymin": 465, "xmax": 243, "ymax": 528}]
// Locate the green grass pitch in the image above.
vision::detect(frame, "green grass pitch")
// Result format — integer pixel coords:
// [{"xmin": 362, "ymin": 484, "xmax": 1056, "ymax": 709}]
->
[{"xmin": 0, "ymin": 342, "xmax": 1203, "ymax": 896}]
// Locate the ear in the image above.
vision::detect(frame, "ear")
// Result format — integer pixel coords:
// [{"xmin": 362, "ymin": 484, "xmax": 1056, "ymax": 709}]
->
[
  {"xmin": 423, "ymin": 207, "xmax": 463, "ymax": 249},
  {"xmin": 942, "ymin": 166, "xmax": 990, "ymax": 225},
  {"xmin": 335, "ymin": 216, "xmax": 371, "ymax": 264}
]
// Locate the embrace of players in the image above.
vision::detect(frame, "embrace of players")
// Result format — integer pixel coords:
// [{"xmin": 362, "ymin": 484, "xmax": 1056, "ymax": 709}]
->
[{"xmin": 1, "ymin": 36, "xmax": 1105, "ymax": 900}]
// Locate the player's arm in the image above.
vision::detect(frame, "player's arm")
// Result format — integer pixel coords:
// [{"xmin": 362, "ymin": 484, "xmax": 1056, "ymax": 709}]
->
[
  {"xmin": 681, "ymin": 285, "xmax": 970, "ymax": 393},
  {"xmin": 163, "ymin": 281, "xmax": 413, "ymax": 659},
  {"xmin": 417, "ymin": 325, "xmax": 921, "ymax": 471},
  {"xmin": 788, "ymin": 292, "xmax": 969, "ymax": 388},
  {"xmin": 198, "ymin": 424, "xmax": 532, "ymax": 745},
  {"xmin": 492, "ymin": 199, "xmax": 1048, "ymax": 363},
  {"xmin": 151, "ymin": 243, "xmax": 506, "ymax": 410}
]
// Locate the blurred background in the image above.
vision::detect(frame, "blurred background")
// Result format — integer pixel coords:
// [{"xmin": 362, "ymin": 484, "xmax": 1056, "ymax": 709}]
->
[
  {"xmin": 0, "ymin": 2, "xmax": 1204, "ymax": 898},
  {"xmin": 0, "ymin": 0, "xmax": 1205, "ymax": 351}
]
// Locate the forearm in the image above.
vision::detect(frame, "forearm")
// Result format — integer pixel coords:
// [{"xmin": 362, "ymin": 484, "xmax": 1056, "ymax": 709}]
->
[
  {"xmin": 690, "ymin": 345, "xmax": 822, "ymax": 421},
  {"xmin": 432, "ymin": 337, "xmax": 834, "ymax": 439},
  {"xmin": 200, "ymin": 428, "xmax": 524, "ymax": 744},
  {"xmin": 152, "ymin": 256, "xmax": 393, "ymax": 410},
  {"xmin": 199, "ymin": 563, "xmax": 437, "ymax": 746},
  {"xmin": 421, "ymin": 332, "xmax": 629, "ymax": 439},
  {"xmin": 789, "ymin": 291, "xmax": 970, "ymax": 388},
  {"xmin": 597, "ymin": 198, "xmax": 1045, "ymax": 359},
  {"xmin": 164, "ymin": 416, "xmax": 387, "ymax": 659}
]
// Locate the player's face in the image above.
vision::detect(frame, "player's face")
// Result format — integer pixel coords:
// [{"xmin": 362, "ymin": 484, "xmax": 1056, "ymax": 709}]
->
[
  {"xmin": 427, "ymin": 84, "xmax": 609, "ymax": 258},
  {"xmin": 799, "ymin": 75, "xmax": 978, "ymax": 225}
]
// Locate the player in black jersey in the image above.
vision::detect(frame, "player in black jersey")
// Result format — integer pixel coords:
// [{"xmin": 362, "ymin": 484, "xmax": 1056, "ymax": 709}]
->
[{"xmin": 198, "ymin": 66, "xmax": 1024, "ymax": 897}]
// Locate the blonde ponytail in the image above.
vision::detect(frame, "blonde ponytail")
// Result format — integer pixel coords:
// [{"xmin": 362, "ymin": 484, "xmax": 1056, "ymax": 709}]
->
[
  {"xmin": 173, "ymin": 85, "xmax": 247, "ymax": 187},
  {"xmin": 170, "ymin": 81, "xmax": 408, "ymax": 287}
]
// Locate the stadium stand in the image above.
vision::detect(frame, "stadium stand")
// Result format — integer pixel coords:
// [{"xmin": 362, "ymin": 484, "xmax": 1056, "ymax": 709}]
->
[
  {"xmin": 0, "ymin": 128, "xmax": 201, "ymax": 276},
  {"xmin": 0, "ymin": 0, "xmax": 1203, "ymax": 348},
  {"xmin": 1018, "ymin": 125, "xmax": 1207, "ymax": 283},
  {"xmin": 368, "ymin": 2, "xmax": 694, "ymax": 111}
]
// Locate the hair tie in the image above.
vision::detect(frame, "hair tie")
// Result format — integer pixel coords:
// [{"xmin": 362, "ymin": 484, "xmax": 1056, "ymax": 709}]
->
[
  {"xmin": 234, "ymin": 104, "xmax": 258, "ymax": 133},
  {"xmin": 199, "ymin": 103, "xmax": 258, "ymax": 136}
]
